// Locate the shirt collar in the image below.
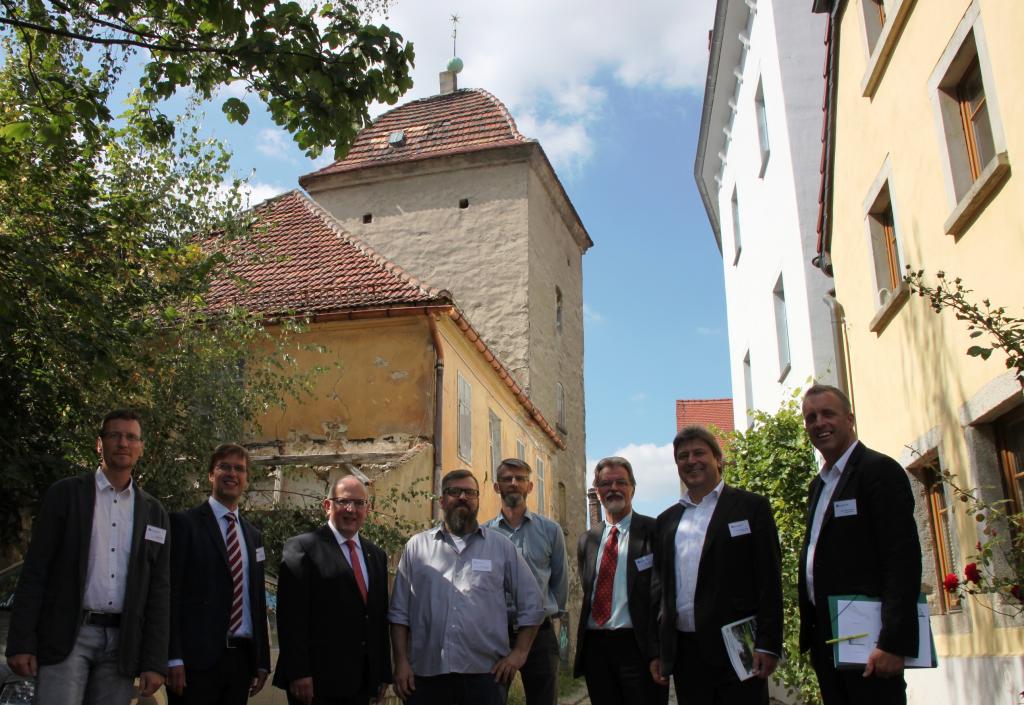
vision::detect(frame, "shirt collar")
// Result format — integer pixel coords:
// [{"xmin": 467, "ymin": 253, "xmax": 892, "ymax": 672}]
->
[
  {"xmin": 328, "ymin": 520, "xmax": 360, "ymax": 547},
  {"xmin": 208, "ymin": 495, "xmax": 239, "ymax": 522},
  {"xmin": 433, "ymin": 522, "xmax": 485, "ymax": 542},
  {"xmin": 496, "ymin": 509, "xmax": 533, "ymax": 530},
  {"xmin": 679, "ymin": 479, "xmax": 725, "ymax": 508},
  {"xmin": 95, "ymin": 467, "xmax": 133, "ymax": 497},
  {"xmin": 607, "ymin": 512, "xmax": 632, "ymax": 533},
  {"xmin": 819, "ymin": 440, "xmax": 859, "ymax": 481}
]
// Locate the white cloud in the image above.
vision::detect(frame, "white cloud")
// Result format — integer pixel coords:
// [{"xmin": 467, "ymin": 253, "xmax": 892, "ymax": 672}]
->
[
  {"xmin": 588, "ymin": 442, "xmax": 679, "ymax": 520},
  {"xmin": 583, "ymin": 303, "xmax": 604, "ymax": 324},
  {"xmin": 256, "ymin": 128, "xmax": 296, "ymax": 162},
  {"xmin": 240, "ymin": 180, "xmax": 289, "ymax": 208},
  {"xmin": 374, "ymin": 1, "xmax": 714, "ymax": 173},
  {"xmin": 217, "ymin": 80, "xmax": 250, "ymax": 99}
]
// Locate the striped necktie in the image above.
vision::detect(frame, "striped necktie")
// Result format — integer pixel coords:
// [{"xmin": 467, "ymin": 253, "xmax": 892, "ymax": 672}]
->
[{"xmin": 225, "ymin": 513, "xmax": 244, "ymax": 634}]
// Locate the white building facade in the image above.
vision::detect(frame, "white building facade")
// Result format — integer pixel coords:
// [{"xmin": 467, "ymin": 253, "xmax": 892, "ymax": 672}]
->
[{"xmin": 695, "ymin": 0, "xmax": 842, "ymax": 427}]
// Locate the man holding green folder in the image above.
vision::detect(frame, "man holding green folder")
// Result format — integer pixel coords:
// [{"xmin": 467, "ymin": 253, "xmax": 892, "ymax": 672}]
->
[{"xmin": 798, "ymin": 385, "xmax": 922, "ymax": 705}]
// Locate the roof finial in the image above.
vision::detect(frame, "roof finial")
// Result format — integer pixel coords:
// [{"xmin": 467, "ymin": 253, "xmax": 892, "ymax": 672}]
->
[
  {"xmin": 446, "ymin": 14, "xmax": 464, "ymax": 75},
  {"xmin": 451, "ymin": 14, "xmax": 459, "ymax": 57}
]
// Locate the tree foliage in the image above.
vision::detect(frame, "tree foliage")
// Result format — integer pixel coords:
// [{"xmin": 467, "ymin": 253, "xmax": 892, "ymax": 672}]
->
[
  {"xmin": 0, "ymin": 32, "xmax": 317, "ymax": 548},
  {"xmin": 727, "ymin": 393, "xmax": 821, "ymax": 705},
  {"xmin": 0, "ymin": 0, "xmax": 414, "ymax": 165}
]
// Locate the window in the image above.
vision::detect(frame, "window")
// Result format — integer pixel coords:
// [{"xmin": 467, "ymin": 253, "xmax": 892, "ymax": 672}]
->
[
  {"xmin": 773, "ymin": 275, "xmax": 791, "ymax": 381},
  {"xmin": 488, "ymin": 410, "xmax": 502, "ymax": 477},
  {"xmin": 917, "ymin": 459, "xmax": 961, "ymax": 614},
  {"xmin": 867, "ymin": 182, "xmax": 902, "ymax": 307},
  {"xmin": 996, "ymin": 405, "xmax": 1024, "ymax": 516},
  {"xmin": 862, "ymin": 0, "xmax": 886, "ymax": 53},
  {"xmin": 929, "ymin": 8, "xmax": 1009, "ymax": 235},
  {"xmin": 516, "ymin": 439, "xmax": 526, "ymax": 461},
  {"xmin": 459, "ymin": 198, "xmax": 470, "ymax": 209},
  {"xmin": 558, "ymin": 481, "xmax": 567, "ymax": 527},
  {"xmin": 556, "ymin": 382, "xmax": 566, "ymax": 433},
  {"xmin": 555, "ymin": 287, "xmax": 563, "ymax": 334},
  {"xmin": 362, "ymin": 213, "xmax": 373, "ymax": 224},
  {"xmin": 754, "ymin": 78, "xmax": 770, "ymax": 176},
  {"xmin": 743, "ymin": 351, "xmax": 753, "ymax": 428},
  {"xmin": 730, "ymin": 188, "xmax": 742, "ymax": 265},
  {"xmin": 536, "ymin": 457, "xmax": 546, "ymax": 516},
  {"xmin": 457, "ymin": 373, "xmax": 472, "ymax": 462}
]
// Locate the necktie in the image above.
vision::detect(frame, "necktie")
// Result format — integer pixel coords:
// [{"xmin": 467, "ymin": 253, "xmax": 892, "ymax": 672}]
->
[
  {"xmin": 225, "ymin": 513, "xmax": 244, "ymax": 634},
  {"xmin": 346, "ymin": 539, "xmax": 368, "ymax": 604},
  {"xmin": 591, "ymin": 525, "xmax": 619, "ymax": 626}
]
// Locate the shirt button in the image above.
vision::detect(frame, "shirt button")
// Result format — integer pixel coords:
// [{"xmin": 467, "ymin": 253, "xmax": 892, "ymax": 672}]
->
[
  {"xmin": 111, "ymin": 548, "xmax": 115, "ymax": 552},
  {"xmin": 112, "ymin": 523, "xmax": 116, "ymax": 527}
]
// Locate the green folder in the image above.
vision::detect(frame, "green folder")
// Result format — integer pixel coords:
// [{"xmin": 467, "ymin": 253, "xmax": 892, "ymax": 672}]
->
[{"xmin": 827, "ymin": 593, "xmax": 937, "ymax": 669}]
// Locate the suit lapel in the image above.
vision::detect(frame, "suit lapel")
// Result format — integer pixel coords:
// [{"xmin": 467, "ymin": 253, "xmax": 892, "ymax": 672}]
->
[
  {"xmin": 200, "ymin": 502, "xmax": 230, "ymax": 568},
  {"xmin": 77, "ymin": 474, "xmax": 96, "ymax": 600},
  {"xmin": 818, "ymin": 441, "xmax": 862, "ymax": 535},
  {"xmin": 661, "ymin": 504, "xmax": 684, "ymax": 607},
  {"xmin": 126, "ymin": 481, "xmax": 149, "ymax": 596},
  {"xmin": 626, "ymin": 516, "xmax": 642, "ymax": 595},
  {"xmin": 698, "ymin": 486, "xmax": 735, "ymax": 568}
]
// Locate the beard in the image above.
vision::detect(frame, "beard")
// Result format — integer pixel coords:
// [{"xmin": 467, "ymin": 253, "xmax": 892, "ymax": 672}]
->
[
  {"xmin": 602, "ymin": 495, "xmax": 626, "ymax": 517},
  {"xmin": 501, "ymin": 491, "xmax": 524, "ymax": 508},
  {"xmin": 445, "ymin": 503, "xmax": 478, "ymax": 536}
]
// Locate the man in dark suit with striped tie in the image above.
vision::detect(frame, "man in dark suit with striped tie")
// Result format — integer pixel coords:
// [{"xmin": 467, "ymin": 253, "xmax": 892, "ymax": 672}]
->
[
  {"xmin": 274, "ymin": 475, "xmax": 392, "ymax": 705},
  {"xmin": 168, "ymin": 443, "xmax": 271, "ymax": 705}
]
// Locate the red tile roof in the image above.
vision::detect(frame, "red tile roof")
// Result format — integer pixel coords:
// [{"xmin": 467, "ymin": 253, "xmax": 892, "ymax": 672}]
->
[
  {"xmin": 205, "ymin": 190, "xmax": 448, "ymax": 316},
  {"xmin": 300, "ymin": 89, "xmax": 530, "ymax": 186},
  {"xmin": 675, "ymin": 398, "xmax": 735, "ymax": 435}
]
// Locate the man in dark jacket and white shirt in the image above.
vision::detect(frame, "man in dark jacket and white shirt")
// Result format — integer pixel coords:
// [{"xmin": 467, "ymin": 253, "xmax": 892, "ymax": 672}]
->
[{"xmin": 6, "ymin": 408, "xmax": 171, "ymax": 704}]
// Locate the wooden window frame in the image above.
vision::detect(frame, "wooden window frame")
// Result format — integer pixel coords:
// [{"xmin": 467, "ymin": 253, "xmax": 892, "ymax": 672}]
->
[
  {"xmin": 995, "ymin": 405, "xmax": 1024, "ymax": 516},
  {"xmin": 457, "ymin": 373, "xmax": 472, "ymax": 463},
  {"xmin": 957, "ymin": 58, "xmax": 990, "ymax": 181},
  {"xmin": 923, "ymin": 468, "xmax": 961, "ymax": 613}
]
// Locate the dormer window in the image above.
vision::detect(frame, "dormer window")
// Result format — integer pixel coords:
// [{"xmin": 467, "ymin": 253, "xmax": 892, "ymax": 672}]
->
[{"xmin": 388, "ymin": 130, "xmax": 406, "ymax": 148}]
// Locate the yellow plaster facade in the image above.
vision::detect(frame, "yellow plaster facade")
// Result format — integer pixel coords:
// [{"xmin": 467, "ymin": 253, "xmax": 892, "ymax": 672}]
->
[{"xmin": 827, "ymin": 0, "xmax": 1024, "ymax": 697}]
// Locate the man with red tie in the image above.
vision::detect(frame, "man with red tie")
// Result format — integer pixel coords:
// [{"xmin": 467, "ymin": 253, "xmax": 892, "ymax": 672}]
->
[
  {"xmin": 274, "ymin": 476, "xmax": 392, "ymax": 705},
  {"xmin": 168, "ymin": 443, "xmax": 271, "ymax": 705},
  {"xmin": 573, "ymin": 457, "xmax": 668, "ymax": 705}
]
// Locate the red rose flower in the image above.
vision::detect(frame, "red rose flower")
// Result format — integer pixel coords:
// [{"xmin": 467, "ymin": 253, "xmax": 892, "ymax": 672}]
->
[
  {"xmin": 964, "ymin": 563, "xmax": 982, "ymax": 584},
  {"xmin": 943, "ymin": 573, "xmax": 960, "ymax": 593}
]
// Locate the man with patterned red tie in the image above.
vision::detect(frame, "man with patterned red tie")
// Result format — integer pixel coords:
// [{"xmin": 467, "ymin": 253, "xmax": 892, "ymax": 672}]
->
[
  {"xmin": 573, "ymin": 457, "xmax": 668, "ymax": 705},
  {"xmin": 168, "ymin": 443, "xmax": 271, "ymax": 705},
  {"xmin": 274, "ymin": 475, "xmax": 392, "ymax": 705}
]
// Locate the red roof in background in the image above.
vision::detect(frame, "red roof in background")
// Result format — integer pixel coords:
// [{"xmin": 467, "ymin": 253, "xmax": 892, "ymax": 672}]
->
[
  {"xmin": 205, "ymin": 190, "xmax": 448, "ymax": 316},
  {"xmin": 300, "ymin": 89, "xmax": 530, "ymax": 185},
  {"xmin": 675, "ymin": 398, "xmax": 735, "ymax": 435}
]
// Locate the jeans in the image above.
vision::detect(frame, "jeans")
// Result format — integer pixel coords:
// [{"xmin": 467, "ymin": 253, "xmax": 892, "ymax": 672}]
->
[{"xmin": 36, "ymin": 625, "xmax": 135, "ymax": 705}]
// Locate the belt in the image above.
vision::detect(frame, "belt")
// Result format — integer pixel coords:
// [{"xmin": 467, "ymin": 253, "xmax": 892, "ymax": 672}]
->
[
  {"xmin": 226, "ymin": 636, "xmax": 252, "ymax": 649},
  {"xmin": 82, "ymin": 611, "xmax": 121, "ymax": 628}
]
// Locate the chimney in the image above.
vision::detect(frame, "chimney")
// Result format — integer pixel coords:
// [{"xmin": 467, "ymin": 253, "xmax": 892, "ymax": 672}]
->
[
  {"xmin": 587, "ymin": 488, "xmax": 603, "ymax": 528},
  {"xmin": 439, "ymin": 70, "xmax": 458, "ymax": 94}
]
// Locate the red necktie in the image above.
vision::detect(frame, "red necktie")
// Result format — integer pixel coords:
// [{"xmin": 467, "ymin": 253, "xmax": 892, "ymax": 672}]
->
[
  {"xmin": 346, "ymin": 539, "xmax": 368, "ymax": 604},
  {"xmin": 591, "ymin": 525, "xmax": 619, "ymax": 626},
  {"xmin": 225, "ymin": 514, "xmax": 244, "ymax": 634}
]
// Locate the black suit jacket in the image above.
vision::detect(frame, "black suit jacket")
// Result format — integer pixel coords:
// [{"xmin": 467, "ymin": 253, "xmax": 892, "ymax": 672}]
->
[
  {"xmin": 798, "ymin": 442, "xmax": 922, "ymax": 656},
  {"xmin": 573, "ymin": 512, "xmax": 660, "ymax": 678},
  {"xmin": 6, "ymin": 471, "xmax": 171, "ymax": 676},
  {"xmin": 168, "ymin": 501, "xmax": 270, "ymax": 674},
  {"xmin": 272, "ymin": 526, "xmax": 391, "ymax": 698},
  {"xmin": 653, "ymin": 485, "xmax": 783, "ymax": 676}
]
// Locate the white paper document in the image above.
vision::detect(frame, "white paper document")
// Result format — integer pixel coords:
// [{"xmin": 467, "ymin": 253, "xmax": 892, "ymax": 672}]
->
[
  {"xmin": 720, "ymin": 615, "xmax": 759, "ymax": 681},
  {"xmin": 829, "ymin": 595, "xmax": 936, "ymax": 669}
]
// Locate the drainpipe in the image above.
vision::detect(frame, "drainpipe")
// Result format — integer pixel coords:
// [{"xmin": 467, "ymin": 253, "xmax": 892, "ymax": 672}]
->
[
  {"xmin": 823, "ymin": 291, "xmax": 851, "ymax": 403},
  {"xmin": 427, "ymin": 313, "xmax": 445, "ymax": 522}
]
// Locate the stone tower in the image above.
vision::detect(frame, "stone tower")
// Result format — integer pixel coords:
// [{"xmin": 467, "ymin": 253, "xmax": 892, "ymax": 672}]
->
[{"xmin": 299, "ymin": 79, "xmax": 592, "ymax": 546}]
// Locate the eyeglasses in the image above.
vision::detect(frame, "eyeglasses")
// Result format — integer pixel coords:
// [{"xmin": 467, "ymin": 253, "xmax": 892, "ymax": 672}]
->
[
  {"xmin": 442, "ymin": 487, "xmax": 480, "ymax": 499},
  {"xmin": 101, "ymin": 431, "xmax": 142, "ymax": 443},
  {"xmin": 329, "ymin": 498, "xmax": 369, "ymax": 508},
  {"xmin": 215, "ymin": 462, "xmax": 248, "ymax": 474},
  {"xmin": 596, "ymin": 479, "xmax": 631, "ymax": 490}
]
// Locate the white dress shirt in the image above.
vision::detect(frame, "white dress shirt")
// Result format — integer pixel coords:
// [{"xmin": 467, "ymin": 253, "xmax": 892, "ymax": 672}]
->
[
  {"xmin": 805, "ymin": 441, "xmax": 859, "ymax": 604},
  {"xmin": 83, "ymin": 469, "xmax": 134, "ymax": 613},
  {"xmin": 587, "ymin": 513, "xmax": 633, "ymax": 629},
  {"xmin": 328, "ymin": 521, "xmax": 369, "ymax": 589},
  {"xmin": 674, "ymin": 480, "xmax": 724, "ymax": 632}
]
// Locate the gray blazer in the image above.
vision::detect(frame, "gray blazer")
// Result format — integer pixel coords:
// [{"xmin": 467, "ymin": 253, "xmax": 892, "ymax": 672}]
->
[{"xmin": 6, "ymin": 471, "xmax": 171, "ymax": 676}]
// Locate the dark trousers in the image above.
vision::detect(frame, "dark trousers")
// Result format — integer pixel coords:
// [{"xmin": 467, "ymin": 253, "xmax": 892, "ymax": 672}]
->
[
  {"xmin": 286, "ymin": 692, "xmax": 369, "ymax": 705},
  {"xmin": 511, "ymin": 621, "xmax": 559, "ymax": 705},
  {"xmin": 672, "ymin": 632, "xmax": 767, "ymax": 705},
  {"xmin": 406, "ymin": 673, "xmax": 506, "ymax": 705},
  {"xmin": 168, "ymin": 641, "xmax": 253, "ymax": 705},
  {"xmin": 582, "ymin": 629, "xmax": 669, "ymax": 705},
  {"xmin": 810, "ymin": 639, "xmax": 907, "ymax": 705}
]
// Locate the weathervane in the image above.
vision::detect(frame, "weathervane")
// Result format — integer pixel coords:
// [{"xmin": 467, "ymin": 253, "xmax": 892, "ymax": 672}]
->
[{"xmin": 450, "ymin": 14, "xmax": 459, "ymax": 57}]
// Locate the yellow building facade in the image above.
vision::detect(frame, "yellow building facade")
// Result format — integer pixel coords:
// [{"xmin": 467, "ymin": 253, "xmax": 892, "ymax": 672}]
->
[{"xmin": 815, "ymin": 0, "xmax": 1024, "ymax": 700}]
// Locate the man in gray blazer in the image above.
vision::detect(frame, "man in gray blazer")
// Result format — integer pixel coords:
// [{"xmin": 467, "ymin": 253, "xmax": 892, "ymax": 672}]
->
[{"xmin": 5, "ymin": 409, "xmax": 171, "ymax": 705}]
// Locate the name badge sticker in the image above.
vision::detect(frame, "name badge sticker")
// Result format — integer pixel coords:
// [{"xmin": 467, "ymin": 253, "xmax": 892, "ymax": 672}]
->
[
  {"xmin": 145, "ymin": 525, "xmax": 167, "ymax": 544},
  {"xmin": 472, "ymin": 558, "xmax": 492, "ymax": 572},
  {"xmin": 634, "ymin": 553, "xmax": 654, "ymax": 572},
  {"xmin": 833, "ymin": 499, "xmax": 858, "ymax": 517},
  {"xmin": 728, "ymin": 520, "xmax": 752, "ymax": 537},
  {"xmin": 255, "ymin": 547, "xmax": 266, "ymax": 563}
]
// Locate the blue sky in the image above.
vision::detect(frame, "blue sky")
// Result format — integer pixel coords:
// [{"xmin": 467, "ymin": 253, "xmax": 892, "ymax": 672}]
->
[{"xmin": 179, "ymin": 1, "xmax": 729, "ymax": 517}]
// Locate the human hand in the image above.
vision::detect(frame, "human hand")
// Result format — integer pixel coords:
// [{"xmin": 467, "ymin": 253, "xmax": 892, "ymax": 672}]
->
[
  {"xmin": 491, "ymin": 648, "xmax": 528, "ymax": 684},
  {"xmin": 393, "ymin": 660, "xmax": 416, "ymax": 700},
  {"xmin": 138, "ymin": 671, "xmax": 165, "ymax": 697},
  {"xmin": 649, "ymin": 658, "xmax": 669, "ymax": 686},
  {"xmin": 166, "ymin": 665, "xmax": 186, "ymax": 695},
  {"xmin": 249, "ymin": 670, "xmax": 268, "ymax": 696},
  {"xmin": 289, "ymin": 676, "xmax": 314, "ymax": 705},
  {"xmin": 6, "ymin": 654, "xmax": 36, "ymax": 678},
  {"xmin": 863, "ymin": 648, "xmax": 904, "ymax": 678},
  {"xmin": 752, "ymin": 652, "xmax": 778, "ymax": 679}
]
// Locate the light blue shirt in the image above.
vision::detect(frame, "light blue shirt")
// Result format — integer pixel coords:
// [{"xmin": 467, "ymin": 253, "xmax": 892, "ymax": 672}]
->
[
  {"xmin": 487, "ymin": 510, "xmax": 568, "ymax": 619},
  {"xmin": 208, "ymin": 496, "xmax": 253, "ymax": 637},
  {"xmin": 588, "ymin": 513, "xmax": 633, "ymax": 629}
]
